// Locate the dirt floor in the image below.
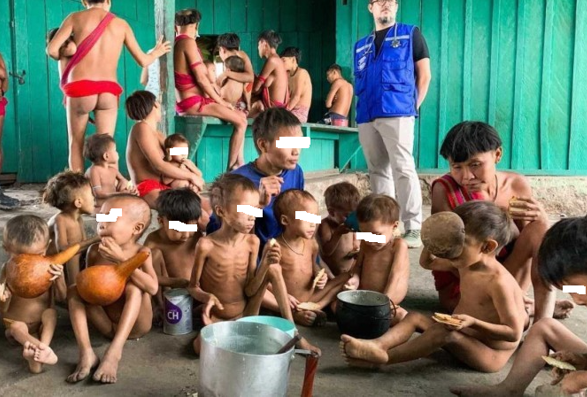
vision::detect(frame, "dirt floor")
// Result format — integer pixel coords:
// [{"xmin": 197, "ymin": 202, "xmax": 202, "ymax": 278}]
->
[{"xmin": 0, "ymin": 187, "xmax": 584, "ymax": 397}]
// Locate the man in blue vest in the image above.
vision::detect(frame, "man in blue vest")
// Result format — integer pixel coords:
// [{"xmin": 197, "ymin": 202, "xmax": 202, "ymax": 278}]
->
[{"xmin": 354, "ymin": 0, "xmax": 431, "ymax": 248}]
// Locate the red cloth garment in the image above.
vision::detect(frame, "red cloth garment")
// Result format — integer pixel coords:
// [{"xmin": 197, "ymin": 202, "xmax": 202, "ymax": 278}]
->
[
  {"xmin": 261, "ymin": 86, "xmax": 288, "ymax": 109},
  {"xmin": 62, "ymin": 80, "xmax": 123, "ymax": 98},
  {"xmin": 176, "ymin": 95, "xmax": 216, "ymax": 114},
  {"xmin": 0, "ymin": 97, "xmax": 7, "ymax": 117},
  {"xmin": 136, "ymin": 179, "xmax": 171, "ymax": 197}
]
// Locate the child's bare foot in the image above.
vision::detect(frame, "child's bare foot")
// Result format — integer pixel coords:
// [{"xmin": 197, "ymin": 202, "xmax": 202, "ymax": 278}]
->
[
  {"xmin": 449, "ymin": 384, "xmax": 520, "ymax": 397},
  {"xmin": 293, "ymin": 310, "xmax": 327, "ymax": 327},
  {"xmin": 67, "ymin": 350, "xmax": 100, "ymax": 383},
  {"xmin": 297, "ymin": 337, "xmax": 321, "ymax": 356},
  {"xmin": 23, "ymin": 342, "xmax": 42, "ymax": 374},
  {"xmin": 553, "ymin": 299, "xmax": 575, "ymax": 319},
  {"xmin": 93, "ymin": 351, "xmax": 120, "ymax": 384},
  {"xmin": 33, "ymin": 343, "xmax": 58, "ymax": 365},
  {"xmin": 339, "ymin": 334, "xmax": 387, "ymax": 368}
]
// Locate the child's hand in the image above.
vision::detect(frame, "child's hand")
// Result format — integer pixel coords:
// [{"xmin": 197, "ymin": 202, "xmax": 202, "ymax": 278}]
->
[
  {"xmin": 98, "ymin": 237, "xmax": 127, "ymax": 263},
  {"xmin": 190, "ymin": 175, "xmax": 204, "ymax": 192},
  {"xmin": 508, "ymin": 197, "xmax": 548, "ymax": 223},
  {"xmin": 315, "ymin": 271, "xmax": 328, "ymax": 290},
  {"xmin": 48, "ymin": 264, "xmax": 63, "ymax": 281},
  {"xmin": 0, "ymin": 283, "xmax": 11, "ymax": 302},
  {"xmin": 202, "ymin": 295, "xmax": 224, "ymax": 326},
  {"xmin": 288, "ymin": 294, "xmax": 299, "ymax": 310},
  {"xmin": 443, "ymin": 314, "xmax": 476, "ymax": 331},
  {"xmin": 344, "ymin": 274, "xmax": 360, "ymax": 290},
  {"xmin": 335, "ymin": 223, "xmax": 352, "ymax": 235},
  {"xmin": 259, "ymin": 176, "xmax": 284, "ymax": 206},
  {"xmin": 551, "ymin": 351, "xmax": 587, "ymax": 371},
  {"xmin": 152, "ymin": 35, "xmax": 171, "ymax": 58},
  {"xmin": 261, "ymin": 241, "xmax": 281, "ymax": 265},
  {"xmin": 557, "ymin": 371, "xmax": 587, "ymax": 395}
]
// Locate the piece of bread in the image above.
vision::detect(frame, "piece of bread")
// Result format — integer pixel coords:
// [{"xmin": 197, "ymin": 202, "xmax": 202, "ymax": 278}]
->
[
  {"xmin": 312, "ymin": 269, "xmax": 326, "ymax": 289},
  {"xmin": 269, "ymin": 238, "xmax": 277, "ymax": 247},
  {"xmin": 432, "ymin": 312, "xmax": 464, "ymax": 326},
  {"xmin": 542, "ymin": 356, "xmax": 577, "ymax": 371},
  {"xmin": 297, "ymin": 302, "xmax": 322, "ymax": 312}
]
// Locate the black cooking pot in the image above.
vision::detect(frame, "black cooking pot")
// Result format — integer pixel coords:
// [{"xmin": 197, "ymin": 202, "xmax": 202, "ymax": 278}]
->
[{"xmin": 336, "ymin": 290, "xmax": 395, "ymax": 339}]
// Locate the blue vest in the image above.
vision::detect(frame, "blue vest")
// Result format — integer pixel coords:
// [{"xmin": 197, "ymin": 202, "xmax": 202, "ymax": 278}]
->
[{"xmin": 354, "ymin": 24, "xmax": 418, "ymax": 124}]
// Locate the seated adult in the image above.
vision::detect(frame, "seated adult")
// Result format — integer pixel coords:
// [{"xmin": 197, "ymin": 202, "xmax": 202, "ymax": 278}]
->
[
  {"xmin": 423, "ymin": 121, "xmax": 574, "ymax": 321},
  {"xmin": 280, "ymin": 47, "xmax": 312, "ymax": 123},
  {"xmin": 174, "ymin": 9, "xmax": 247, "ymax": 171}
]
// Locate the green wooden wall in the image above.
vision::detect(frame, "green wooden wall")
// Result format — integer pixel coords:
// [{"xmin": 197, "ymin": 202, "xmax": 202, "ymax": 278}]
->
[
  {"xmin": 0, "ymin": 0, "xmax": 155, "ymax": 182},
  {"xmin": 337, "ymin": 0, "xmax": 587, "ymax": 175},
  {"xmin": 175, "ymin": 0, "xmax": 336, "ymax": 122}
]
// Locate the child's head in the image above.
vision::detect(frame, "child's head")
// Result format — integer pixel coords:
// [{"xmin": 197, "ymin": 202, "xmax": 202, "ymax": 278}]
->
[
  {"xmin": 164, "ymin": 133, "xmax": 189, "ymax": 162},
  {"xmin": 82, "ymin": 0, "xmax": 110, "ymax": 11},
  {"xmin": 538, "ymin": 216, "xmax": 587, "ymax": 305},
  {"xmin": 126, "ymin": 90, "xmax": 160, "ymax": 122},
  {"xmin": 210, "ymin": 173, "xmax": 260, "ymax": 234},
  {"xmin": 356, "ymin": 194, "xmax": 400, "ymax": 249},
  {"xmin": 224, "ymin": 56, "xmax": 245, "ymax": 73},
  {"xmin": 280, "ymin": 47, "xmax": 301, "ymax": 72},
  {"xmin": 84, "ymin": 134, "xmax": 118, "ymax": 165},
  {"xmin": 252, "ymin": 108, "xmax": 303, "ymax": 170},
  {"xmin": 156, "ymin": 188, "xmax": 202, "ymax": 243},
  {"xmin": 273, "ymin": 189, "xmax": 319, "ymax": 239},
  {"xmin": 97, "ymin": 194, "xmax": 152, "ymax": 245},
  {"xmin": 3, "ymin": 215, "xmax": 50, "ymax": 256},
  {"xmin": 324, "ymin": 182, "xmax": 361, "ymax": 223},
  {"xmin": 326, "ymin": 64, "xmax": 342, "ymax": 83},
  {"xmin": 44, "ymin": 171, "xmax": 94, "ymax": 214},
  {"xmin": 257, "ymin": 30, "xmax": 282, "ymax": 56},
  {"xmin": 175, "ymin": 8, "xmax": 201, "ymax": 32},
  {"xmin": 452, "ymin": 201, "xmax": 512, "ymax": 267},
  {"xmin": 217, "ymin": 33, "xmax": 240, "ymax": 60},
  {"xmin": 440, "ymin": 121, "xmax": 503, "ymax": 189},
  {"xmin": 47, "ymin": 28, "xmax": 77, "ymax": 57}
]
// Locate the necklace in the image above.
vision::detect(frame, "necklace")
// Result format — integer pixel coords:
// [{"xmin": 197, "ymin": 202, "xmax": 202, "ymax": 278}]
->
[
  {"xmin": 280, "ymin": 235, "xmax": 305, "ymax": 256},
  {"xmin": 491, "ymin": 174, "xmax": 499, "ymax": 202},
  {"xmin": 292, "ymin": 67, "xmax": 299, "ymax": 77}
]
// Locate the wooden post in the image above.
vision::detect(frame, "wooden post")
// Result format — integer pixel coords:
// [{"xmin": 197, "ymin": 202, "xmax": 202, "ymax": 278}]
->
[{"xmin": 155, "ymin": 0, "xmax": 175, "ymax": 135}]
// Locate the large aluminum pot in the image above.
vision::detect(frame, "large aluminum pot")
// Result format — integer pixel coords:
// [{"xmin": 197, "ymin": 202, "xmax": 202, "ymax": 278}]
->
[{"xmin": 199, "ymin": 321, "xmax": 295, "ymax": 397}]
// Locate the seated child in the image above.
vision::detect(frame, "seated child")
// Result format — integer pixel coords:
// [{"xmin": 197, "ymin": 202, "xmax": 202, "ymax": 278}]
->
[
  {"xmin": 428, "ymin": 121, "xmax": 573, "ymax": 321},
  {"xmin": 188, "ymin": 174, "xmax": 319, "ymax": 355},
  {"xmin": 341, "ymin": 201, "xmax": 527, "ymax": 373},
  {"xmin": 317, "ymin": 182, "xmax": 361, "ymax": 277},
  {"xmin": 67, "ymin": 194, "xmax": 158, "ymax": 384},
  {"xmin": 344, "ymin": 194, "xmax": 410, "ymax": 321},
  {"xmin": 144, "ymin": 188, "xmax": 203, "ymax": 325},
  {"xmin": 84, "ymin": 133, "xmax": 137, "ymax": 211},
  {"xmin": 263, "ymin": 189, "xmax": 351, "ymax": 327},
  {"xmin": 44, "ymin": 171, "xmax": 95, "ymax": 287},
  {"xmin": 220, "ymin": 55, "xmax": 251, "ymax": 113},
  {"xmin": 0, "ymin": 215, "xmax": 65, "ymax": 373},
  {"xmin": 451, "ymin": 216, "xmax": 587, "ymax": 397}
]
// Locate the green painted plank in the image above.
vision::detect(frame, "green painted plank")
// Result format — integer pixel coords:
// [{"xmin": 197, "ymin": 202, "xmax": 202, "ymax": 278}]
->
[
  {"xmin": 247, "ymin": 0, "xmax": 264, "ymax": 33},
  {"xmin": 436, "ymin": 0, "xmax": 450, "ymax": 169},
  {"xmin": 462, "ymin": 0, "xmax": 473, "ymax": 120},
  {"xmin": 280, "ymin": 32, "xmax": 298, "ymax": 50},
  {"xmin": 470, "ymin": 0, "xmax": 492, "ymax": 122},
  {"xmin": 488, "ymin": 0, "xmax": 501, "ymax": 127},
  {"xmin": 176, "ymin": 0, "xmax": 195, "ymax": 11},
  {"xmin": 296, "ymin": 0, "xmax": 312, "ymax": 33},
  {"xmin": 197, "ymin": 0, "xmax": 214, "ymax": 34},
  {"xmin": 279, "ymin": 0, "xmax": 297, "ymax": 33},
  {"xmin": 213, "ymin": 0, "xmax": 231, "ymax": 34},
  {"xmin": 569, "ymin": 0, "xmax": 587, "ymax": 169},
  {"xmin": 262, "ymin": 0, "xmax": 279, "ymax": 31},
  {"xmin": 230, "ymin": 0, "xmax": 247, "ymax": 33}
]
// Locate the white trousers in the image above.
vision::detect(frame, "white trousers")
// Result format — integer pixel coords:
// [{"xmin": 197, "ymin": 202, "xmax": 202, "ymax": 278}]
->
[{"xmin": 358, "ymin": 117, "xmax": 422, "ymax": 230}]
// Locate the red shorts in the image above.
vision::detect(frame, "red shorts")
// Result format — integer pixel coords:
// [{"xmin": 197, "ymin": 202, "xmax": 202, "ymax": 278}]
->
[
  {"xmin": 0, "ymin": 97, "xmax": 7, "ymax": 117},
  {"xmin": 62, "ymin": 80, "xmax": 123, "ymax": 98},
  {"xmin": 176, "ymin": 95, "xmax": 216, "ymax": 114},
  {"xmin": 136, "ymin": 179, "xmax": 171, "ymax": 197}
]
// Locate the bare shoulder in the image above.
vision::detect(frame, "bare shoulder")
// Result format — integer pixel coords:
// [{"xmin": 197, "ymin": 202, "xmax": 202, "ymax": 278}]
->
[
  {"xmin": 196, "ymin": 236, "xmax": 215, "ymax": 252},
  {"xmin": 393, "ymin": 237, "xmax": 409, "ymax": 253},
  {"xmin": 503, "ymin": 171, "xmax": 532, "ymax": 196},
  {"xmin": 143, "ymin": 230, "xmax": 161, "ymax": 248},
  {"xmin": 238, "ymin": 50, "xmax": 251, "ymax": 62},
  {"xmin": 246, "ymin": 234, "xmax": 260, "ymax": 247}
]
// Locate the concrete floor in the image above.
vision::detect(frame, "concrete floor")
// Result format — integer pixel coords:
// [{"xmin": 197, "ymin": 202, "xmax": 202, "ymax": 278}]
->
[{"xmin": 0, "ymin": 187, "xmax": 584, "ymax": 397}]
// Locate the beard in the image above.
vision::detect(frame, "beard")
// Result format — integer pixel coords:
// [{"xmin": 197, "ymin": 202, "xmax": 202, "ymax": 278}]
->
[{"xmin": 377, "ymin": 15, "xmax": 394, "ymax": 25}]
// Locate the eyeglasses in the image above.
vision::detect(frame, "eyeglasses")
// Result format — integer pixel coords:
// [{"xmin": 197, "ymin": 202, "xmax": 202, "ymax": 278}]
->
[{"xmin": 370, "ymin": 0, "xmax": 398, "ymax": 5}]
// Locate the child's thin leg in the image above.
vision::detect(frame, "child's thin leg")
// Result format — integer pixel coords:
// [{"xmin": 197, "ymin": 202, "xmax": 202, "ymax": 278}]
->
[
  {"xmin": 264, "ymin": 264, "xmax": 295, "ymax": 322},
  {"xmin": 28, "ymin": 308, "xmax": 59, "ymax": 367},
  {"xmin": 311, "ymin": 273, "xmax": 350, "ymax": 307},
  {"xmin": 5, "ymin": 320, "xmax": 45, "ymax": 373},
  {"xmin": 92, "ymin": 282, "xmax": 145, "ymax": 384},
  {"xmin": 450, "ymin": 318, "xmax": 587, "ymax": 397},
  {"xmin": 67, "ymin": 287, "xmax": 101, "ymax": 383}
]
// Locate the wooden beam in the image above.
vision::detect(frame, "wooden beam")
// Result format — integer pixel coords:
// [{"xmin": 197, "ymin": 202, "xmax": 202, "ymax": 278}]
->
[{"xmin": 154, "ymin": 0, "xmax": 175, "ymax": 136}]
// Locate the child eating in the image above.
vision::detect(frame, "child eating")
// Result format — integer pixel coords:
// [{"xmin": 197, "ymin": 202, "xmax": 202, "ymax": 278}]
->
[
  {"xmin": 344, "ymin": 194, "xmax": 410, "ymax": 321},
  {"xmin": 264, "ymin": 189, "xmax": 350, "ymax": 327},
  {"xmin": 44, "ymin": 171, "xmax": 95, "ymax": 286},
  {"xmin": 341, "ymin": 201, "xmax": 527, "ymax": 373},
  {"xmin": 188, "ymin": 174, "xmax": 319, "ymax": 355},
  {"xmin": 84, "ymin": 133, "xmax": 137, "ymax": 210},
  {"xmin": 0, "ymin": 215, "xmax": 65, "ymax": 373},
  {"xmin": 67, "ymin": 194, "xmax": 158, "ymax": 384},
  {"xmin": 451, "ymin": 216, "xmax": 587, "ymax": 396},
  {"xmin": 317, "ymin": 182, "xmax": 361, "ymax": 277}
]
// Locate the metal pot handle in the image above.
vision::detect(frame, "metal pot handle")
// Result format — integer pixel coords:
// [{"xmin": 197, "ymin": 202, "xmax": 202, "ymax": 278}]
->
[{"xmin": 390, "ymin": 298, "xmax": 397, "ymax": 319}]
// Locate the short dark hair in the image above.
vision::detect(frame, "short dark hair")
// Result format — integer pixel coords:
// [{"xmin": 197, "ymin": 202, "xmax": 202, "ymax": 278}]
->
[
  {"xmin": 209, "ymin": 173, "xmax": 258, "ymax": 217},
  {"xmin": 224, "ymin": 56, "xmax": 245, "ymax": 73},
  {"xmin": 280, "ymin": 47, "xmax": 301, "ymax": 63},
  {"xmin": 356, "ymin": 194, "xmax": 400, "ymax": 224},
  {"xmin": 126, "ymin": 91, "xmax": 156, "ymax": 121},
  {"xmin": 217, "ymin": 33, "xmax": 240, "ymax": 51},
  {"xmin": 440, "ymin": 121, "xmax": 503, "ymax": 163},
  {"xmin": 84, "ymin": 134, "xmax": 115, "ymax": 164},
  {"xmin": 538, "ymin": 216, "xmax": 587, "ymax": 287},
  {"xmin": 453, "ymin": 201, "xmax": 511, "ymax": 250},
  {"xmin": 85, "ymin": 0, "xmax": 106, "ymax": 4},
  {"xmin": 43, "ymin": 171, "xmax": 91, "ymax": 211},
  {"xmin": 164, "ymin": 133, "xmax": 189, "ymax": 149},
  {"xmin": 252, "ymin": 108, "xmax": 301, "ymax": 154},
  {"xmin": 156, "ymin": 188, "xmax": 202, "ymax": 224},
  {"xmin": 175, "ymin": 9, "xmax": 202, "ymax": 26},
  {"xmin": 273, "ymin": 189, "xmax": 317, "ymax": 227},
  {"xmin": 327, "ymin": 64, "xmax": 342, "ymax": 74},
  {"xmin": 324, "ymin": 182, "xmax": 361, "ymax": 211},
  {"xmin": 47, "ymin": 28, "xmax": 58, "ymax": 44},
  {"xmin": 258, "ymin": 30, "xmax": 282, "ymax": 49},
  {"xmin": 3, "ymin": 215, "xmax": 49, "ymax": 253}
]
